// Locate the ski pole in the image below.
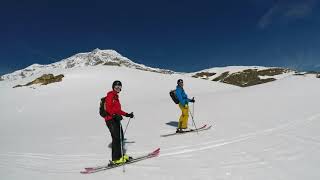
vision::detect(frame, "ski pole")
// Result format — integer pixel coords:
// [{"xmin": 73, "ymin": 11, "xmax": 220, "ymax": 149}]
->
[
  {"xmin": 123, "ymin": 117, "xmax": 132, "ymax": 136},
  {"xmin": 119, "ymin": 122, "xmax": 126, "ymax": 173},
  {"xmin": 189, "ymin": 102, "xmax": 199, "ymax": 134}
]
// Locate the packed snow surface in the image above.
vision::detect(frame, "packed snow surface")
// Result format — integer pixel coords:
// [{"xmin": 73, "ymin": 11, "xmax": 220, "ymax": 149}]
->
[{"xmin": 1, "ymin": 66, "xmax": 319, "ymax": 180}]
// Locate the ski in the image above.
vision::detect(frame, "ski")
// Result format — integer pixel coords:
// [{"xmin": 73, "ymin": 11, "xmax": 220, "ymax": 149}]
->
[
  {"xmin": 161, "ymin": 124, "xmax": 212, "ymax": 137},
  {"xmin": 80, "ymin": 148, "xmax": 160, "ymax": 174}
]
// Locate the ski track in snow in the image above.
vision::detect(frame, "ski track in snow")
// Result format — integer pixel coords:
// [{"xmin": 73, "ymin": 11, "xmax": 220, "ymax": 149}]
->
[{"xmin": 161, "ymin": 113, "xmax": 320, "ymax": 157}]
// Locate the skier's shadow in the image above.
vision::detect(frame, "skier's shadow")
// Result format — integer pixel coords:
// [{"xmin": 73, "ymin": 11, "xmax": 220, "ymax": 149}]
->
[{"xmin": 166, "ymin": 121, "xmax": 179, "ymax": 128}]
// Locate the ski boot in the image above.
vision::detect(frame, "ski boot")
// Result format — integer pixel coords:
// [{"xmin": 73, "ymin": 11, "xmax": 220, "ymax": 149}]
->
[
  {"xmin": 108, "ymin": 155, "xmax": 133, "ymax": 166},
  {"xmin": 109, "ymin": 157, "xmax": 126, "ymax": 166},
  {"xmin": 123, "ymin": 154, "xmax": 133, "ymax": 162},
  {"xmin": 176, "ymin": 128, "xmax": 184, "ymax": 133}
]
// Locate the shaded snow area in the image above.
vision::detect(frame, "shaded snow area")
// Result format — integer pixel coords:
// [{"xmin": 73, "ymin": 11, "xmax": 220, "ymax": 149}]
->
[{"xmin": 1, "ymin": 66, "xmax": 320, "ymax": 180}]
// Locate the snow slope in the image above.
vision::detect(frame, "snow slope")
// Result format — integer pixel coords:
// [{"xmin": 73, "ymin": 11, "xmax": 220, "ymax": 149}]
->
[{"xmin": 0, "ymin": 66, "xmax": 320, "ymax": 180}]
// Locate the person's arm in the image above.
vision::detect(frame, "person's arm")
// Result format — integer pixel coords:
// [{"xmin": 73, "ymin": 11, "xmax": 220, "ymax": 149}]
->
[
  {"xmin": 184, "ymin": 91, "xmax": 192, "ymax": 102},
  {"xmin": 117, "ymin": 107, "xmax": 127, "ymax": 116}
]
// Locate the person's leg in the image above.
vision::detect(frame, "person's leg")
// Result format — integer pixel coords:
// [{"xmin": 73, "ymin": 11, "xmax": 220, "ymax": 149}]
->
[
  {"xmin": 106, "ymin": 120, "xmax": 122, "ymax": 161},
  {"xmin": 178, "ymin": 105, "xmax": 183, "ymax": 129},
  {"xmin": 179, "ymin": 104, "xmax": 189, "ymax": 129}
]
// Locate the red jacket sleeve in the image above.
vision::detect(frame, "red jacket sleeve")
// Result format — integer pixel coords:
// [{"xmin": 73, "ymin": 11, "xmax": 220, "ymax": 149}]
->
[{"xmin": 117, "ymin": 108, "xmax": 127, "ymax": 116}]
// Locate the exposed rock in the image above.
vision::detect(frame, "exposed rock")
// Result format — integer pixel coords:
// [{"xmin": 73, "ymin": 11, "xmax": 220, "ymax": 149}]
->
[
  {"xmin": 208, "ymin": 68, "xmax": 292, "ymax": 87},
  {"xmin": 12, "ymin": 84, "xmax": 23, "ymax": 88},
  {"xmin": 66, "ymin": 61, "xmax": 75, "ymax": 69},
  {"xmin": 20, "ymin": 72, "xmax": 26, "ymax": 78},
  {"xmin": 212, "ymin": 72, "xmax": 229, "ymax": 81},
  {"xmin": 135, "ymin": 66, "xmax": 172, "ymax": 74},
  {"xmin": 256, "ymin": 68, "xmax": 291, "ymax": 76},
  {"xmin": 13, "ymin": 74, "xmax": 64, "ymax": 88},
  {"xmin": 222, "ymin": 69, "xmax": 276, "ymax": 87},
  {"xmin": 103, "ymin": 61, "xmax": 121, "ymax": 66},
  {"xmin": 192, "ymin": 72, "xmax": 216, "ymax": 79},
  {"xmin": 317, "ymin": 74, "xmax": 320, "ymax": 78}
]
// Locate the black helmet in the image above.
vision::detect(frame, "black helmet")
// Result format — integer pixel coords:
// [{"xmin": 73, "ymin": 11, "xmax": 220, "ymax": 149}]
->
[
  {"xmin": 177, "ymin": 79, "xmax": 183, "ymax": 84},
  {"xmin": 112, "ymin": 80, "xmax": 122, "ymax": 89}
]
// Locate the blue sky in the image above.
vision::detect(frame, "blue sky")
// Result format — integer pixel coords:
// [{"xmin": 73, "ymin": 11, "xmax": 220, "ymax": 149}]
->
[{"xmin": 1, "ymin": 0, "xmax": 320, "ymax": 75}]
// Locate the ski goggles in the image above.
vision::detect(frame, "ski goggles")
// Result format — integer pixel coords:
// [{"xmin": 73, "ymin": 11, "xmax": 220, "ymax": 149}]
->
[{"xmin": 114, "ymin": 85, "xmax": 122, "ymax": 91}]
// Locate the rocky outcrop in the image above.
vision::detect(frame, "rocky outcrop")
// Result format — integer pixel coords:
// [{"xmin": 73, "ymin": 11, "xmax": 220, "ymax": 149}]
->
[
  {"xmin": 192, "ymin": 72, "xmax": 216, "ymax": 79},
  {"xmin": 221, "ymin": 68, "xmax": 291, "ymax": 87},
  {"xmin": 193, "ymin": 68, "xmax": 293, "ymax": 87},
  {"xmin": 221, "ymin": 69, "xmax": 276, "ymax": 87},
  {"xmin": 212, "ymin": 72, "xmax": 230, "ymax": 82},
  {"xmin": 103, "ymin": 61, "xmax": 121, "ymax": 66},
  {"xmin": 13, "ymin": 74, "xmax": 64, "ymax": 88}
]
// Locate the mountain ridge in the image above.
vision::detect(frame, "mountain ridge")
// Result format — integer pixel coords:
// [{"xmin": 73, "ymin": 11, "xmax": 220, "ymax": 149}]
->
[
  {"xmin": 2, "ymin": 49, "xmax": 318, "ymax": 87},
  {"xmin": 0, "ymin": 48, "xmax": 174, "ymax": 81}
]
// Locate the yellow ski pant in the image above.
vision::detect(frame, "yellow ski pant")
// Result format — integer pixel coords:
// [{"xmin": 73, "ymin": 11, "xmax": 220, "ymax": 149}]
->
[{"xmin": 178, "ymin": 104, "xmax": 189, "ymax": 129}]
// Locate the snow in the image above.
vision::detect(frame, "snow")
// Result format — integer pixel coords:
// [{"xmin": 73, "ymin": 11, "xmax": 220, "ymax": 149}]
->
[{"xmin": 1, "ymin": 65, "xmax": 320, "ymax": 180}]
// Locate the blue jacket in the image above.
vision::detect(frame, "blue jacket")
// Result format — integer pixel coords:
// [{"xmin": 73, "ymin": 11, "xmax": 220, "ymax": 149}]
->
[{"xmin": 176, "ymin": 85, "xmax": 191, "ymax": 106}]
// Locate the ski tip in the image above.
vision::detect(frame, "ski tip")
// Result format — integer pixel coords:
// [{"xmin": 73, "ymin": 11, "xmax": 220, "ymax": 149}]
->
[
  {"xmin": 85, "ymin": 167, "xmax": 94, "ymax": 171},
  {"xmin": 150, "ymin": 148, "xmax": 160, "ymax": 156},
  {"xmin": 80, "ymin": 171, "xmax": 90, "ymax": 174},
  {"xmin": 153, "ymin": 148, "xmax": 160, "ymax": 153}
]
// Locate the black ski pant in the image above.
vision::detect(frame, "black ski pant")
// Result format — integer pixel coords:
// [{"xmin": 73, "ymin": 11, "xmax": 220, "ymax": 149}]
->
[{"xmin": 106, "ymin": 119, "xmax": 124, "ymax": 161}]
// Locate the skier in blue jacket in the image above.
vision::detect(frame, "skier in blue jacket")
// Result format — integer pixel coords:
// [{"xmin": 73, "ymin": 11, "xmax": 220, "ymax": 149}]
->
[{"xmin": 175, "ymin": 79, "xmax": 195, "ymax": 133}]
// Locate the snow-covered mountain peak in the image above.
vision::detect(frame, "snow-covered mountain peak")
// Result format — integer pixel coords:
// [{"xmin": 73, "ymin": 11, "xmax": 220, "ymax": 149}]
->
[
  {"xmin": 52, "ymin": 48, "xmax": 135, "ymax": 69},
  {"xmin": 1, "ymin": 49, "xmax": 174, "ymax": 81}
]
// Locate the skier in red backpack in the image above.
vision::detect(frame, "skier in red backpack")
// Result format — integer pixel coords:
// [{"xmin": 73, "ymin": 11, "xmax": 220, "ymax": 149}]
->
[{"xmin": 104, "ymin": 80, "xmax": 134, "ymax": 165}]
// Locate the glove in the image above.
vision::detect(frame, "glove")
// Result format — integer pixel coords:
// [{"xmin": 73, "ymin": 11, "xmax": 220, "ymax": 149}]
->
[
  {"xmin": 190, "ymin": 97, "xmax": 195, "ymax": 103},
  {"xmin": 125, "ymin": 112, "xmax": 134, "ymax": 118},
  {"xmin": 112, "ymin": 114, "xmax": 123, "ymax": 121}
]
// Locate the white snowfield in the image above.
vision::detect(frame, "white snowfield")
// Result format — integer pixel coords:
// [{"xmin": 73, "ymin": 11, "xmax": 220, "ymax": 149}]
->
[{"xmin": 1, "ymin": 66, "xmax": 320, "ymax": 180}]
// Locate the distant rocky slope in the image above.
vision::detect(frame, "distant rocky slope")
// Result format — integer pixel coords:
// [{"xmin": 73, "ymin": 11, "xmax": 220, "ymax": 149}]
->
[
  {"xmin": 13, "ymin": 74, "xmax": 64, "ymax": 88},
  {"xmin": 190, "ymin": 66, "xmax": 295, "ymax": 87}
]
